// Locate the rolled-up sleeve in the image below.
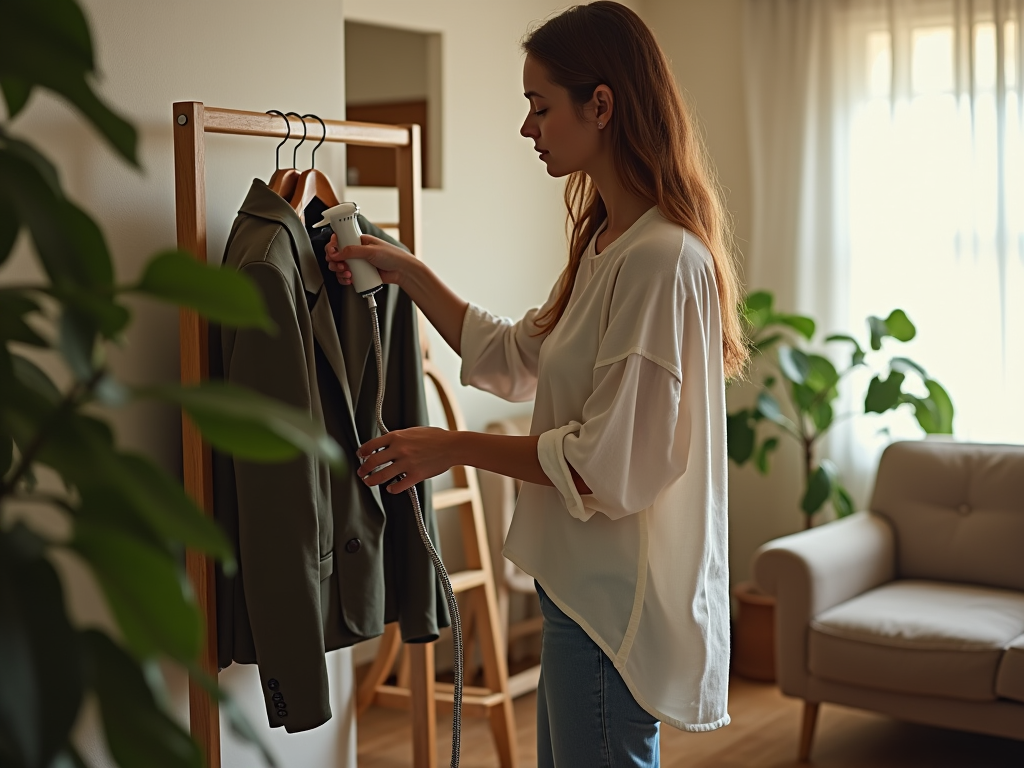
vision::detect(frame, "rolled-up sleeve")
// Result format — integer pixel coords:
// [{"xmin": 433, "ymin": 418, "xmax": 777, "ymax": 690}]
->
[
  {"xmin": 537, "ymin": 353, "xmax": 686, "ymax": 521},
  {"xmin": 459, "ymin": 280, "xmax": 560, "ymax": 402}
]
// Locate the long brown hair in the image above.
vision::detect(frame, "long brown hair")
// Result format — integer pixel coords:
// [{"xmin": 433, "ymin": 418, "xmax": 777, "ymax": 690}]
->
[{"xmin": 523, "ymin": 1, "xmax": 748, "ymax": 379}]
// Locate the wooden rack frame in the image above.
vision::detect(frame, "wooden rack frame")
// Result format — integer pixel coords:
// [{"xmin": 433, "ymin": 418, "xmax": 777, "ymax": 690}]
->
[{"xmin": 172, "ymin": 102, "xmax": 425, "ymax": 766}]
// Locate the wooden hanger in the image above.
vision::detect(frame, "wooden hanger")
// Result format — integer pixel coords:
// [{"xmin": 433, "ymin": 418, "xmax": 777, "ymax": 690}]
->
[
  {"xmin": 267, "ymin": 111, "xmax": 302, "ymax": 199},
  {"xmin": 290, "ymin": 114, "xmax": 341, "ymax": 219}
]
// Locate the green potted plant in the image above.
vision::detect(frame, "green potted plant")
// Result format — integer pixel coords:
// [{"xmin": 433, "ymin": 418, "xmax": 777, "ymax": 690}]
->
[
  {"xmin": 727, "ymin": 290, "xmax": 954, "ymax": 681},
  {"xmin": 0, "ymin": 1, "xmax": 341, "ymax": 764}
]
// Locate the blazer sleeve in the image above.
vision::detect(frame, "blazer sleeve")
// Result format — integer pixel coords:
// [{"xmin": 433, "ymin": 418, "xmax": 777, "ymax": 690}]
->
[{"xmin": 225, "ymin": 259, "xmax": 332, "ymax": 733}]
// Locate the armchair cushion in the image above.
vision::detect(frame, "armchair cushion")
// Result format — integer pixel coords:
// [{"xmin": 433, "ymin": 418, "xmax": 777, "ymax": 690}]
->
[
  {"xmin": 996, "ymin": 634, "xmax": 1024, "ymax": 704},
  {"xmin": 870, "ymin": 441, "xmax": 1024, "ymax": 591},
  {"xmin": 809, "ymin": 580, "xmax": 1024, "ymax": 701}
]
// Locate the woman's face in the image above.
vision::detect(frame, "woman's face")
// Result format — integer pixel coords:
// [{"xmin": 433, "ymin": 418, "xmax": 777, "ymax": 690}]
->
[{"xmin": 520, "ymin": 55, "xmax": 602, "ymax": 178}]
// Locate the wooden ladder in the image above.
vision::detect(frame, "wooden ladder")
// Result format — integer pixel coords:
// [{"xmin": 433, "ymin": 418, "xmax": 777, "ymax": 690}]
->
[{"xmin": 356, "ymin": 354, "xmax": 518, "ymax": 768}]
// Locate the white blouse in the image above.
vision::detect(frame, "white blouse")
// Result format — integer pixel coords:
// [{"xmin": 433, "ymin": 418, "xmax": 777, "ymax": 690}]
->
[{"xmin": 460, "ymin": 207, "xmax": 730, "ymax": 731}]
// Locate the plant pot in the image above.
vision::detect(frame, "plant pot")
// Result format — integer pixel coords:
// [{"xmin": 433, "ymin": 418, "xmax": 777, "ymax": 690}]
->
[{"xmin": 731, "ymin": 580, "xmax": 776, "ymax": 682}]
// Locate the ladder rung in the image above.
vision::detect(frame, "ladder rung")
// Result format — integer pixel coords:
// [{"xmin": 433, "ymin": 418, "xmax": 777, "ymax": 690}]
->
[
  {"xmin": 448, "ymin": 569, "xmax": 487, "ymax": 592},
  {"xmin": 433, "ymin": 486, "xmax": 475, "ymax": 510},
  {"xmin": 507, "ymin": 615, "xmax": 544, "ymax": 641},
  {"xmin": 372, "ymin": 684, "xmax": 506, "ymax": 718},
  {"xmin": 507, "ymin": 665, "xmax": 541, "ymax": 699}
]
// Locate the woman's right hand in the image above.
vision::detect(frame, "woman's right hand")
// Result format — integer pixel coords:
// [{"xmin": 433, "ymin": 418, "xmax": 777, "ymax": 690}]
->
[{"xmin": 324, "ymin": 233, "xmax": 416, "ymax": 287}]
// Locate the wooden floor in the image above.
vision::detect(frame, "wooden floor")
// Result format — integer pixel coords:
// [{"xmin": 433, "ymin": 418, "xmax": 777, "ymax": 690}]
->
[{"xmin": 356, "ymin": 675, "xmax": 1024, "ymax": 767}]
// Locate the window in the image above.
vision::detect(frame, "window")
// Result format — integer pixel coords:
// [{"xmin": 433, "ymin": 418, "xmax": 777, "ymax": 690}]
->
[{"xmin": 846, "ymin": 10, "xmax": 1023, "ymax": 444}]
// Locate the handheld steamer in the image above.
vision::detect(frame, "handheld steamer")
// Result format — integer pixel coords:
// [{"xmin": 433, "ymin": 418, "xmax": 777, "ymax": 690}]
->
[{"xmin": 314, "ymin": 204, "xmax": 464, "ymax": 768}]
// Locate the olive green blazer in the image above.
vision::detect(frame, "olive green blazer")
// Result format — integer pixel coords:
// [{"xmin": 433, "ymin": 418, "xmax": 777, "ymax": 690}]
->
[{"xmin": 211, "ymin": 180, "xmax": 447, "ymax": 733}]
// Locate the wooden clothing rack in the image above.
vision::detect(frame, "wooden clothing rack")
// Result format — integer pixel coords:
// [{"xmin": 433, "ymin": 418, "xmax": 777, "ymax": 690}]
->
[{"xmin": 172, "ymin": 102, "xmax": 516, "ymax": 768}]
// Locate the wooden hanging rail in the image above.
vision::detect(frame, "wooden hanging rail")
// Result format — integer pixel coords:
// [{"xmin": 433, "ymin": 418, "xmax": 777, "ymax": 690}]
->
[
  {"xmin": 174, "ymin": 100, "xmax": 515, "ymax": 768},
  {"xmin": 202, "ymin": 106, "xmax": 412, "ymax": 147}
]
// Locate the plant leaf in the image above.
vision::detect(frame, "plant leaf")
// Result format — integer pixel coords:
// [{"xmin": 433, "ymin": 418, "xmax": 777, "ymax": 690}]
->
[
  {"xmin": 754, "ymin": 436, "xmax": 779, "ymax": 474},
  {"xmin": 832, "ymin": 482, "xmax": 856, "ymax": 518},
  {"xmin": 78, "ymin": 453, "xmax": 235, "ymax": 566},
  {"xmin": 5, "ymin": 395, "xmax": 235, "ymax": 566},
  {"xmin": 826, "ymin": 333, "xmax": 866, "ymax": 367},
  {"xmin": 2, "ymin": 134, "xmax": 61, "ymax": 195},
  {"xmin": 58, "ymin": 306, "xmax": 96, "ymax": 380},
  {"xmin": 884, "ymin": 309, "xmax": 916, "ymax": 341},
  {"xmin": 147, "ymin": 382, "xmax": 343, "ymax": 468},
  {"xmin": 865, "ymin": 371, "xmax": 906, "ymax": 414},
  {"xmin": 0, "ymin": 538, "xmax": 40, "ymax": 767},
  {"xmin": 801, "ymin": 461, "xmax": 837, "ymax": 516},
  {"xmin": 890, "ymin": 356, "xmax": 927, "ymax": 378},
  {"xmin": 726, "ymin": 409, "xmax": 755, "ymax": 465},
  {"xmin": 777, "ymin": 345, "xmax": 810, "ymax": 384},
  {"xmin": 0, "ymin": 6, "xmax": 137, "ymax": 165},
  {"xmin": 868, "ymin": 315, "xmax": 887, "ymax": 351},
  {"xmin": 83, "ymin": 631, "xmax": 203, "ymax": 768},
  {"xmin": 775, "ymin": 313, "xmax": 815, "ymax": 340},
  {"xmin": 0, "ymin": 524, "xmax": 85, "ymax": 768},
  {"xmin": 0, "ymin": 197, "xmax": 18, "ymax": 267},
  {"xmin": 0, "ymin": 291, "xmax": 46, "ymax": 347},
  {"xmin": 742, "ymin": 291, "xmax": 773, "ymax": 330},
  {"xmin": 809, "ymin": 400, "xmax": 834, "ymax": 432},
  {"xmin": 11, "ymin": 353, "xmax": 61, "ymax": 404},
  {"xmin": 0, "ymin": 149, "xmax": 115, "ymax": 292},
  {"xmin": 804, "ymin": 354, "xmax": 840, "ymax": 394},
  {"xmin": 751, "ymin": 332, "xmax": 782, "ymax": 354},
  {"xmin": 756, "ymin": 390, "xmax": 797, "ymax": 433},
  {"xmin": 906, "ymin": 379, "xmax": 955, "ymax": 434},
  {"xmin": 0, "ymin": 427, "xmax": 11, "ymax": 478},
  {"xmin": 1, "ymin": 76, "xmax": 33, "ymax": 118},
  {"xmin": 133, "ymin": 250, "xmax": 273, "ymax": 330},
  {"xmin": 72, "ymin": 520, "xmax": 202, "ymax": 662},
  {"xmin": 925, "ymin": 379, "xmax": 954, "ymax": 433}
]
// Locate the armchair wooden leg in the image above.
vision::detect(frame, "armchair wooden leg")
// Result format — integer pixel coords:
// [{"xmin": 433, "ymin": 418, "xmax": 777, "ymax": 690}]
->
[{"xmin": 799, "ymin": 701, "xmax": 820, "ymax": 762}]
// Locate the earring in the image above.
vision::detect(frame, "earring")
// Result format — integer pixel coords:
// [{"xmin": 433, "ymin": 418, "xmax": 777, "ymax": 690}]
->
[{"xmin": 597, "ymin": 121, "xmax": 604, "ymax": 129}]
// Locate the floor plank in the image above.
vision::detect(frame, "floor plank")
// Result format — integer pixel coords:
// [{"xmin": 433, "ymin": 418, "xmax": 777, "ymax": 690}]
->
[{"xmin": 357, "ymin": 675, "xmax": 1024, "ymax": 767}]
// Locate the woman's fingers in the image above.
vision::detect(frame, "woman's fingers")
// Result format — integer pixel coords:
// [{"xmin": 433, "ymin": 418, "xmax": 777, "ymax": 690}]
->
[{"xmin": 357, "ymin": 434, "xmax": 389, "ymax": 458}]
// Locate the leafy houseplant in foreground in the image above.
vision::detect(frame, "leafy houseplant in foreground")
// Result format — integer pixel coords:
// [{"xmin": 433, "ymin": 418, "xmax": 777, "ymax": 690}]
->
[
  {"xmin": 727, "ymin": 291, "xmax": 954, "ymax": 530},
  {"xmin": 0, "ymin": 1, "xmax": 343, "ymax": 766}
]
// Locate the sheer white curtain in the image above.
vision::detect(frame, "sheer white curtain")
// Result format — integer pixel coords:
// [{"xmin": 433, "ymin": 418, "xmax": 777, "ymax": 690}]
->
[{"xmin": 744, "ymin": 0, "xmax": 1024, "ymax": 503}]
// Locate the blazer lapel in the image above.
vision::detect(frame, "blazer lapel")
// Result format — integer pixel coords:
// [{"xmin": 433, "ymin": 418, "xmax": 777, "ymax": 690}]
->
[{"xmin": 238, "ymin": 179, "xmax": 367, "ymax": 473}]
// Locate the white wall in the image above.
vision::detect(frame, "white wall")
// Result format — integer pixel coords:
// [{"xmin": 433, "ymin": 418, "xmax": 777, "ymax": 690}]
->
[{"xmin": 2, "ymin": 0, "xmax": 357, "ymax": 765}]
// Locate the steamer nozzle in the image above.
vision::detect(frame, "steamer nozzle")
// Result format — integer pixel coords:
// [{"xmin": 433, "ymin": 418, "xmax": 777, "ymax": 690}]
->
[{"xmin": 314, "ymin": 202, "xmax": 384, "ymax": 296}]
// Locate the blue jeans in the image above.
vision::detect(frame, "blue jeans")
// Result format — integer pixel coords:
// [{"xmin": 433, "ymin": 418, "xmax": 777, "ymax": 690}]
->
[{"xmin": 535, "ymin": 582, "xmax": 660, "ymax": 768}]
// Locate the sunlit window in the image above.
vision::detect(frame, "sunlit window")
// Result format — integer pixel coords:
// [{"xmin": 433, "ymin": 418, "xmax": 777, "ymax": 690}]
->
[{"xmin": 847, "ymin": 17, "xmax": 1023, "ymax": 444}]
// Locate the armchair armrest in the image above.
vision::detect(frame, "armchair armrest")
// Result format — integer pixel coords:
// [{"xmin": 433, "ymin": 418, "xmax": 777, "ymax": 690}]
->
[{"xmin": 753, "ymin": 511, "xmax": 895, "ymax": 698}]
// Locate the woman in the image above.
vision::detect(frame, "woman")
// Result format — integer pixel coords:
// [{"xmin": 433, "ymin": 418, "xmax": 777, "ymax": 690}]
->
[{"xmin": 326, "ymin": 2, "xmax": 747, "ymax": 765}]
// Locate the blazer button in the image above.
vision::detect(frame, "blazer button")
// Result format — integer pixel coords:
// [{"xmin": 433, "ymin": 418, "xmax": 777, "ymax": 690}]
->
[
  {"xmin": 272, "ymin": 693, "xmax": 283, "ymax": 701},
  {"xmin": 275, "ymin": 701, "xmax": 287, "ymax": 709},
  {"xmin": 345, "ymin": 538, "xmax": 361, "ymax": 553},
  {"xmin": 279, "ymin": 710, "xmax": 288, "ymax": 717},
  {"xmin": 268, "ymin": 679, "xmax": 279, "ymax": 691}
]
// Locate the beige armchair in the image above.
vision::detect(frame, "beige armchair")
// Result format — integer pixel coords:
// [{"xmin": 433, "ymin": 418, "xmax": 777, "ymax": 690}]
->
[{"xmin": 754, "ymin": 440, "xmax": 1024, "ymax": 761}]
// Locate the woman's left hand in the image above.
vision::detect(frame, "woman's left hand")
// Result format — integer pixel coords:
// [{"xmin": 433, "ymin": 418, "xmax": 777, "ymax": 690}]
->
[{"xmin": 356, "ymin": 427, "xmax": 456, "ymax": 495}]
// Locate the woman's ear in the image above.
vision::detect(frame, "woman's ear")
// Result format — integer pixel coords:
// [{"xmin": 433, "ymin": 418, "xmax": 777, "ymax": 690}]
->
[{"xmin": 592, "ymin": 84, "xmax": 613, "ymax": 129}]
